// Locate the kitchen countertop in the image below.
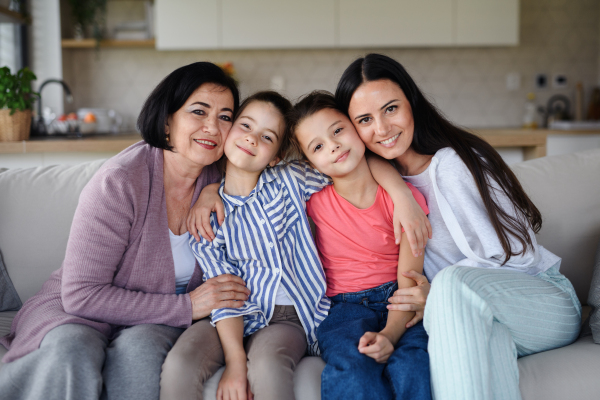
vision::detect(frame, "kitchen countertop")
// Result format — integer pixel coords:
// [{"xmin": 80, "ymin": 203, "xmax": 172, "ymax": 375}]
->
[{"xmin": 1, "ymin": 129, "xmax": 599, "ymax": 158}]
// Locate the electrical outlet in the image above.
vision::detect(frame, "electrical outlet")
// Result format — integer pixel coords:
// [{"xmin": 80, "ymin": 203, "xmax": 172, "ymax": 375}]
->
[
  {"xmin": 506, "ymin": 73, "xmax": 520, "ymax": 91},
  {"xmin": 535, "ymin": 73, "xmax": 548, "ymax": 89}
]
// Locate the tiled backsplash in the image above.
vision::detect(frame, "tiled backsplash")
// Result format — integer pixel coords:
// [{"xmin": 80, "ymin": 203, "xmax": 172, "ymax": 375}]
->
[{"xmin": 62, "ymin": 0, "xmax": 600, "ymax": 132}]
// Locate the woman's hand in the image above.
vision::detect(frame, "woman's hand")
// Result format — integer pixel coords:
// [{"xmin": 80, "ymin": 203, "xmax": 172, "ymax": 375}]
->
[
  {"xmin": 387, "ymin": 270, "xmax": 430, "ymax": 328},
  {"xmin": 217, "ymin": 360, "xmax": 249, "ymax": 400},
  {"xmin": 187, "ymin": 183, "xmax": 225, "ymax": 242},
  {"xmin": 358, "ymin": 331, "xmax": 395, "ymax": 363},
  {"xmin": 189, "ymin": 275, "xmax": 250, "ymax": 320},
  {"xmin": 392, "ymin": 196, "xmax": 432, "ymax": 258}
]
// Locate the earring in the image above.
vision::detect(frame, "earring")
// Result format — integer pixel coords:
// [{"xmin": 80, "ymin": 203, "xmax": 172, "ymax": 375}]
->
[{"xmin": 166, "ymin": 134, "xmax": 170, "ymax": 142}]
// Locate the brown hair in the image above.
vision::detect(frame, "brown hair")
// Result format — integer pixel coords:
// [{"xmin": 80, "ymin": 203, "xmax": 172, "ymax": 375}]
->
[
  {"xmin": 235, "ymin": 91, "xmax": 293, "ymax": 161},
  {"xmin": 336, "ymin": 53, "xmax": 542, "ymax": 264},
  {"xmin": 287, "ymin": 90, "xmax": 339, "ymax": 160}
]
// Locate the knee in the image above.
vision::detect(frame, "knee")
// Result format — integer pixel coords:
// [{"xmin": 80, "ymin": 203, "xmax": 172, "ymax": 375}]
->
[
  {"xmin": 111, "ymin": 324, "xmax": 179, "ymax": 358},
  {"xmin": 43, "ymin": 325, "xmax": 106, "ymax": 370}
]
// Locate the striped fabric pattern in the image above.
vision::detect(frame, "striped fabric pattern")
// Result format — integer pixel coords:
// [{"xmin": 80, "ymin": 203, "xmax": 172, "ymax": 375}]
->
[
  {"xmin": 424, "ymin": 264, "xmax": 581, "ymax": 400},
  {"xmin": 191, "ymin": 161, "xmax": 331, "ymax": 356}
]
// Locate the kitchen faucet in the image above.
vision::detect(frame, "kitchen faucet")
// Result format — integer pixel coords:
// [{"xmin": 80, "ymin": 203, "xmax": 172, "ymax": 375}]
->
[{"xmin": 33, "ymin": 79, "xmax": 74, "ymax": 135}]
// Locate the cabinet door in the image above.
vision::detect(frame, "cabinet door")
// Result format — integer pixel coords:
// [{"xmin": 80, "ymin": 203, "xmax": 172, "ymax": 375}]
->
[
  {"xmin": 221, "ymin": 0, "xmax": 335, "ymax": 49},
  {"xmin": 339, "ymin": 0, "xmax": 453, "ymax": 47},
  {"xmin": 456, "ymin": 0, "xmax": 519, "ymax": 45},
  {"xmin": 155, "ymin": 0, "xmax": 219, "ymax": 50}
]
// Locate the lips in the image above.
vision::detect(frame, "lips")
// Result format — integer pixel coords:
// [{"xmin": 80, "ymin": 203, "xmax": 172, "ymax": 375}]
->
[
  {"xmin": 378, "ymin": 133, "xmax": 400, "ymax": 148},
  {"xmin": 194, "ymin": 139, "xmax": 217, "ymax": 150},
  {"xmin": 236, "ymin": 144, "xmax": 255, "ymax": 156},
  {"xmin": 335, "ymin": 150, "xmax": 350, "ymax": 163}
]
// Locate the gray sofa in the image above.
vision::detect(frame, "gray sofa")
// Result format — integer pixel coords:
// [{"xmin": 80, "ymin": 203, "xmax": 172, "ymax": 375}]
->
[{"xmin": 1, "ymin": 147, "xmax": 600, "ymax": 399}]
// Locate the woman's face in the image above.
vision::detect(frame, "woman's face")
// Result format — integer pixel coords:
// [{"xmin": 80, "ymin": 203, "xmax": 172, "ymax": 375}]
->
[
  {"xmin": 166, "ymin": 83, "xmax": 235, "ymax": 168},
  {"xmin": 347, "ymin": 79, "xmax": 415, "ymax": 161},
  {"xmin": 224, "ymin": 101, "xmax": 285, "ymax": 174}
]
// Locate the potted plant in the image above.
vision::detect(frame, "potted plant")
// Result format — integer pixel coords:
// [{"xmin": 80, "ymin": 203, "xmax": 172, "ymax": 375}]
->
[
  {"xmin": 0, "ymin": 66, "xmax": 38, "ymax": 142},
  {"xmin": 67, "ymin": 0, "xmax": 107, "ymax": 44}
]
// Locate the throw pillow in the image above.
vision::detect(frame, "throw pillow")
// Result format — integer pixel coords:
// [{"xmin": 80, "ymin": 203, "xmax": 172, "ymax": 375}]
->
[
  {"xmin": 587, "ymin": 240, "xmax": 600, "ymax": 344},
  {"xmin": 0, "ymin": 249, "xmax": 22, "ymax": 311}
]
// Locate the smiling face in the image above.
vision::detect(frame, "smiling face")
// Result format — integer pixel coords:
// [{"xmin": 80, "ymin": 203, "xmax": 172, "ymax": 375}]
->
[
  {"xmin": 348, "ymin": 79, "xmax": 415, "ymax": 162},
  {"xmin": 166, "ymin": 82, "xmax": 234, "ymax": 168},
  {"xmin": 295, "ymin": 107, "xmax": 365, "ymax": 178},
  {"xmin": 224, "ymin": 101, "xmax": 285, "ymax": 173}
]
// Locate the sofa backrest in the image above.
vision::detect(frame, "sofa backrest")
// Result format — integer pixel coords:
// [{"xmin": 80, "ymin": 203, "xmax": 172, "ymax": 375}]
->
[
  {"xmin": 512, "ymin": 148, "xmax": 600, "ymax": 304},
  {"xmin": 0, "ymin": 160, "xmax": 105, "ymax": 303}
]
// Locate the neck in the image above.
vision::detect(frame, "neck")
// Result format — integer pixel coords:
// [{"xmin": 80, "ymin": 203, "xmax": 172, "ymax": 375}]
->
[
  {"xmin": 394, "ymin": 147, "xmax": 433, "ymax": 176},
  {"xmin": 223, "ymin": 161, "xmax": 262, "ymax": 196},
  {"xmin": 331, "ymin": 156, "xmax": 379, "ymax": 209},
  {"xmin": 163, "ymin": 149, "xmax": 204, "ymax": 196}
]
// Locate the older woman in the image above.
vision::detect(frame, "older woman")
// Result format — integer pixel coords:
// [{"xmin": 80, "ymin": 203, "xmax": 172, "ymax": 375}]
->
[{"xmin": 0, "ymin": 62, "xmax": 250, "ymax": 400}]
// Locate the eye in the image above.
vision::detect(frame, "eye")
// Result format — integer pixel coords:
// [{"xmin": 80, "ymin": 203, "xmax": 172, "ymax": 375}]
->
[
  {"xmin": 385, "ymin": 105, "xmax": 397, "ymax": 113},
  {"xmin": 358, "ymin": 116, "xmax": 371, "ymax": 124},
  {"xmin": 262, "ymin": 135, "xmax": 273, "ymax": 142},
  {"xmin": 333, "ymin": 127, "xmax": 343, "ymax": 135},
  {"xmin": 220, "ymin": 115, "xmax": 232, "ymax": 122},
  {"xmin": 314, "ymin": 144, "xmax": 322, "ymax": 152},
  {"xmin": 241, "ymin": 123, "xmax": 250, "ymax": 129},
  {"xmin": 192, "ymin": 109, "xmax": 205, "ymax": 116}
]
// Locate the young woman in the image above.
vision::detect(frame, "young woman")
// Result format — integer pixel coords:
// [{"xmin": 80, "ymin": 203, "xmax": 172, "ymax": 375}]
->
[
  {"xmin": 289, "ymin": 91, "xmax": 431, "ymax": 400},
  {"xmin": 335, "ymin": 53, "xmax": 582, "ymax": 400}
]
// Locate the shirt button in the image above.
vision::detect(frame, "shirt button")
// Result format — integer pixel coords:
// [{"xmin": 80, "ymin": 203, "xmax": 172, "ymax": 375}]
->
[
  {"xmin": 275, "ymin": 269, "xmax": 280, "ymax": 275},
  {"xmin": 259, "ymin": 219, "xmax": 266, "ymax": 224},
  {"xmin": 268, "ymin": 242, "xmax": 274, "ymax": 248}
]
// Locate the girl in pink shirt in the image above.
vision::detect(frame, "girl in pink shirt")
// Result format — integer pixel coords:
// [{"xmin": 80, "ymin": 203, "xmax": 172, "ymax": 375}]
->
[{"xmin": 288, "ymin": 91, "xmax": 431, "ymax": 400}]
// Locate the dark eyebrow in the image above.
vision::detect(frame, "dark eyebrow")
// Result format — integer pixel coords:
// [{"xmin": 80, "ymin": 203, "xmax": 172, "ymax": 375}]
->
[
  {"xmin": 328, "ymin": 120, "xmax": 342, "ymax": 130},
  {"xmin": 380, "ymin": 100, "xmax": 398, "ymax": 110},
  {"xmin": 191, "ymin": 102, "xmax": 233, "ymax": 114}
]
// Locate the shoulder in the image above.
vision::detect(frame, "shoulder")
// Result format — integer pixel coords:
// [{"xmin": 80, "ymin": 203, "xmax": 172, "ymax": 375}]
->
[
  {"xmin": 433, "ymin": 147, "xmax": 474, "ymax": 183},
  {"xmin": 85, "ymin": 141, "xmax": 155, "ymax": 198}
]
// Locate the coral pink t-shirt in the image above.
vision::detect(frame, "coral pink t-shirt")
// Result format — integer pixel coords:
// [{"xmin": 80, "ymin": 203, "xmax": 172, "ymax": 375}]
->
[{"xmin": 306, "ymin": 184, "xmax": 428, "ymax": 297}]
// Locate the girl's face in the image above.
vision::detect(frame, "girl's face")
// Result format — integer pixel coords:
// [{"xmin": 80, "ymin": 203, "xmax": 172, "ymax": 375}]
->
[
  {"xmin": 295, "ymin": 108, "xmax": 365, "ymax": 178},
  {"xmin": 167, "ymin": 83, "xmax": 234, "ymax": 168},
  {"xmin": 224, "ymin": 101, "xmax": 284, "ymax": 173},
  {"xmin": 348, "ymin": 79, "xmax": 415, "ymax": 161}
]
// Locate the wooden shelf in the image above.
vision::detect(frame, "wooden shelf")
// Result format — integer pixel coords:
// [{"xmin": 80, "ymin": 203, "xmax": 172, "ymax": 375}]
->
[
  {"xmin": 61, "ymin": 39, "xmax": 155, "ymax": 49},
  {"xmin": 0, "ymin": 5, "xmax": 26, "ymax": 24}
]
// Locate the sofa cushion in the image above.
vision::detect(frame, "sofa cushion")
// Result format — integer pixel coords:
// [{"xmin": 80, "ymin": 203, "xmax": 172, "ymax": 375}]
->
[
  {"xmin": 511, "ymin": 148, "xmax": 600, "ymax": 303},
  {"xmin": 518, "ymin": 336, "xmax": 600, "ymax": 400},
  {"xmin": 0, "ymin": 160, "xmax": 105, "ymax": 303},
  {"xmin": 0, "ymin": 250, "xmax": 21, "ymax": 312}
]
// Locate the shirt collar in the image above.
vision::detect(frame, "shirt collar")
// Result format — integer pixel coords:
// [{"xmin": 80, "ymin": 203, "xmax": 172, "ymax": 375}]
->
[{"xmin": 219, "ymin": 166, "xmax": 279, "ymax": 208}]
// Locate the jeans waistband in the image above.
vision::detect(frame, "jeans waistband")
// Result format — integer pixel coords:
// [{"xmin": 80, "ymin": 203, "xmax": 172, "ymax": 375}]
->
[{"xmin": 329, "ymin": 281, "xmax": 398, "ymax": 305}]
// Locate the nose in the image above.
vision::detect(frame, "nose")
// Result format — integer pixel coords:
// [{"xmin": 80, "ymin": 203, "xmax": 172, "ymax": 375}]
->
[
  {"xmin": 374, "ymin": 117, "xmax": 390, "ymax": 136},
  {"xmin": 329, "ymin": 140, "xmax": 341, "ymax": 153},
  {"xmin": 203, "ymin": 115, "xmax": 219, "ymax": 136},
  {"xmin": 244, "ymin": 133, "xmax": 257, "ymax": 146}
]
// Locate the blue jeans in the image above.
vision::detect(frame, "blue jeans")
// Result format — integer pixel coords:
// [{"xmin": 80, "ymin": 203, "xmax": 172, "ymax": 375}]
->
[{"xmin": 317, "ymin": 281, "xmax": 431, "ymax": 400}]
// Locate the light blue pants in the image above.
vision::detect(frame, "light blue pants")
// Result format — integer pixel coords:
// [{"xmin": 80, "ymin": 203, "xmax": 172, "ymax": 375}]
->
[{"xmin": 424, "ymin": 265, "xmax": 581, "ymax": 400}]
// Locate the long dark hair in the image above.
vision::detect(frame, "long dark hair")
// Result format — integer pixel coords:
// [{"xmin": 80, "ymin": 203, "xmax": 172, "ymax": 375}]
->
[{"xmin": 336, "ymin": 53, "xmax": 542, "ymax": 264}]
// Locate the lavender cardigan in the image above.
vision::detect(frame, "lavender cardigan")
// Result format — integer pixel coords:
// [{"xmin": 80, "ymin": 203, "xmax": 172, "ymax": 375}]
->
[{"xmin": 0, "ymin": 142, "xmax": 220, "ymax": 363}]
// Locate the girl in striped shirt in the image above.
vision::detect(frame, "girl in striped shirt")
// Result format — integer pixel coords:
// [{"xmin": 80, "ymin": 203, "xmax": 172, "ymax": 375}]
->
[{"xmin": 177, "ymin": 91, "xmax": 430, "ymax": 400}]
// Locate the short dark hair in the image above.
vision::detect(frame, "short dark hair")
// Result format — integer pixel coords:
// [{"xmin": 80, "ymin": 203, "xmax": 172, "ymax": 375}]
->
[
  {"xmin": 235, "ymin": 91, "xmax": 293, "ymax": 160},
  {"xmin": 137, "ymin": 62, "xmax": 239, "ymax": 150},
  {"xmin": 287, "ymin": 90, "xmax": 338, "ymax": 160}
]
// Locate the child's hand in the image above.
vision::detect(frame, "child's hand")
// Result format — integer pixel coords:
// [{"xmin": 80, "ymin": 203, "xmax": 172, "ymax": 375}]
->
[
  {"xmin": 358, "ymin": 331, "xmax": 395, "ymax": 363},
  {"xmin": 217, "ymin": 361, "xmax": 249, "ymax": 400},
  {"xmin": 393, "ymin": 197, "xmax": 432, "ymax": 258},
  {"xmin": 187, "ymin": 183, "xmax": 224, "ymax": 242},
  {"xmin": 387, "ymin": 270, "xmax": 430, "ymax": 328}
]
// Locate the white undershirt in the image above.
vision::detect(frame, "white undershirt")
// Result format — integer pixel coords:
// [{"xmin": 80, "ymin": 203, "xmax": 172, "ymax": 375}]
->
[{"xmin": 169, "ymin": 229, "xmax": 196, "ymax": 290}]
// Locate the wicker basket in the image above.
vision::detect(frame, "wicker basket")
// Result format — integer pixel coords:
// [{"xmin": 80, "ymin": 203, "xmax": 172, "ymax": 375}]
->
[{"xmin": 0, "ymin": 109, "xmax": 32, "ymax": 142}]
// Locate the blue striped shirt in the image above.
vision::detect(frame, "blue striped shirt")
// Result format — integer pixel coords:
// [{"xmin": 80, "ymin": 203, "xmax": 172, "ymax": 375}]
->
[{"xmin": 190, "ymin": 160, "xmax": 331, "ymax": 356}]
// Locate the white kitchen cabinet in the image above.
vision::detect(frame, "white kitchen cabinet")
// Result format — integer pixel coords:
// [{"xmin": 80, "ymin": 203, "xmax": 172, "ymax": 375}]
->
[
  {"xmin": 155, "ymin": 0, "xmax": 219, "ymax": 50},
  {"xmin": 456, "ymin": 0, "xmax": 519, "ymax": 45},
  {"xmin": 339, "ymin": 0, "xmax": 454, "ymax": 47},
  {"xmin": 220, "ymin": 0, "xmax": 335, "ymax": 49}
]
